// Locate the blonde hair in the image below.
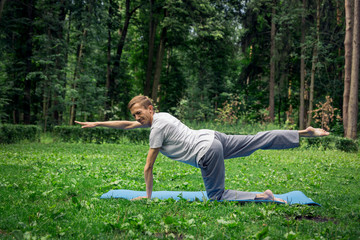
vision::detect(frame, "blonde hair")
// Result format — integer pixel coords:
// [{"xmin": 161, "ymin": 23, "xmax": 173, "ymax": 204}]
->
[{"xmin": 128, "ymin": 95, "xmax": 153, "ymax": 110}]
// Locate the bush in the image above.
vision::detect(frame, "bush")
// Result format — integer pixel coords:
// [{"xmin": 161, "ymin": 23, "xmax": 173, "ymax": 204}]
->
[
  {"xmin": 335, "ymin": 137, "xmax": 359, "ymax": 153},
  {"xmin": 0, "ymin": 124, "xmax": 41, "ymax": 144},
  {"xmin": 53, "ymin": 126, "xmax": 150, "ymax": 144},
  {"xmin": 300, "ymin": 135, "xmax": 358, "ymax": 152}
]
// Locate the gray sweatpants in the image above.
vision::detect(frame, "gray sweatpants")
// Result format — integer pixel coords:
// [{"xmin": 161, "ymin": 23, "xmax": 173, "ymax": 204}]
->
[{"xmin": 198, "ymin": 130, "xmax": 300, "ymax": 200}]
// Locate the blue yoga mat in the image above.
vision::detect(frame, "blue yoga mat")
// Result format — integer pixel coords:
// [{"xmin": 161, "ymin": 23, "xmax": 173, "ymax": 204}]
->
[{"xmin": 100, "ymin": 189, "xmax": 320, "ymax": 206}]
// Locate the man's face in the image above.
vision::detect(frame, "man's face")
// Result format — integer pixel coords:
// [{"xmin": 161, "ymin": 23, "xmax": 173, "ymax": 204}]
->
[{"xmin": 130, "ymin": 103, "xmax": 154, "ymax": 127}]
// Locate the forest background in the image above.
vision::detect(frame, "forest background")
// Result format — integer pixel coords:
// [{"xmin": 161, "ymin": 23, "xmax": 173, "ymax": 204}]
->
[{"xmin": 0, "ymin": 0, "xmax": 359, "ymax": 139}]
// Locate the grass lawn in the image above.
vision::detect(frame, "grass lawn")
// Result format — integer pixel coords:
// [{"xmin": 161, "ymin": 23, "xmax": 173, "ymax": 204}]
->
[{"xmin": 0, "ymin": 142, "xmax": 359, "ymax": 239}]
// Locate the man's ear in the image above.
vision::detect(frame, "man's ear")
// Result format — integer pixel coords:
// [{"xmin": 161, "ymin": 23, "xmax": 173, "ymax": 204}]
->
[{"xmin": 148, "ymin": 105, "xmax": 154, "ymax": 113}]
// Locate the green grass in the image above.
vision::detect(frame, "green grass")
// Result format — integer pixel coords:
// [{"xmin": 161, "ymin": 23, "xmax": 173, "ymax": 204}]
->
[{"xmin": 0, "ymin": 142, "xmax": 359, "ymax": 239}]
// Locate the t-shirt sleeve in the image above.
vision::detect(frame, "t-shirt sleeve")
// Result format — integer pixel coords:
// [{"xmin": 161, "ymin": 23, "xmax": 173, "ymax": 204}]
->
[{"xmin": 149, "ymin": 127, "xmax": 164, "ymax": 148}]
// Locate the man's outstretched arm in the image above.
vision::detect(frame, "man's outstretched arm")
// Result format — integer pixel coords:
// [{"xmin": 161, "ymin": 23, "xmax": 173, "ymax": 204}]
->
[{"xmin": 75, "ymin": 120, "xmax": 144, "ymax": 130}]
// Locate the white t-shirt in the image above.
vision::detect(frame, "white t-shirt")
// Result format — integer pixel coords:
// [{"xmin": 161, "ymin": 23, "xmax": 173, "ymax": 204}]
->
[{"xmin": 149, "ymin": 113, "xmax": 214, "ymax": 168}]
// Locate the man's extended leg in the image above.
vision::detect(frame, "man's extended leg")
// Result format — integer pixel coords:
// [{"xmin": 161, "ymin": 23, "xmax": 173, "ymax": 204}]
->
[
  {"xmin": 215, "ymin": 130, "xmax": 300, "ymax": 159},
  {"xmin": 216, "ymin": 127, "xmax": 329, "ymax": 159}
]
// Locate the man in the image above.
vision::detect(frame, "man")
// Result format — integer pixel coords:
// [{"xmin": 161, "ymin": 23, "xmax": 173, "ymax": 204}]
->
[{"xmin": 75, "ymin": 95, "xmax": 329, "ymax": 203}]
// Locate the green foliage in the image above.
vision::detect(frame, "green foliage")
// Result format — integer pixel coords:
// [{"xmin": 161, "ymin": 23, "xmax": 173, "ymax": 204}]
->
[
  {"xmin": 300, "ymin": 136, "xmax": 359, "ymax": 152},
  {"xmin": 53, "ymin": 126, "xmax": 149, "ymax": 144},
  {"xmin": 215, "ymin": 95, "xmax": 243, "ymax": 124},
  {"xmin": 0, "ymin": 143, "xmax": 359, "ymax": 238},
  {"xmin": 0, "ymin": 124, "xmax": 41, "ymax": 144},
  {"xmin": 0, "ymin": 0, "xmax": 353, "ymax": 139},
  {"xmin": 334, "ymin": 138, "xmax": 359, "ymax": 153}
]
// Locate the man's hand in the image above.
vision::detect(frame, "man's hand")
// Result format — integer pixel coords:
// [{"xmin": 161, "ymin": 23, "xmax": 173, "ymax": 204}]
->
[
  {"xmin": 75, "ymin": 121, "xmax": 98, "ymax": 128},
  {"xmin": 131, "ymin": 196, "xmax": 148, "ymax": 201}
]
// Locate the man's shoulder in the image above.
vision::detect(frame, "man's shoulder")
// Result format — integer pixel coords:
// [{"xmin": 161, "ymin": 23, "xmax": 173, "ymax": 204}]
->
[
  {"xmin": 151, "ymin": 112, "xmax": 179, "ymax": 130},
  {"xmin": 153, "ymin": 112, "xmax": 176, "ymax": 123},
  {"xmin": 155, "ymin": 112, "xmax": 174, "ymax": 118}
]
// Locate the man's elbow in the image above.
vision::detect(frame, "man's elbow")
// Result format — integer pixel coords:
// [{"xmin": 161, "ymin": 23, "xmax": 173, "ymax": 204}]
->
[{"xmin": 144, "ymin": 165, "xmax": 153, "ymax": 173}]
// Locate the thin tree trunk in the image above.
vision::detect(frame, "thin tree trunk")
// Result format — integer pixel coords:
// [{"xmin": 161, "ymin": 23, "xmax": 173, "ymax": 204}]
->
[
  {"xmin": 307, "ymin": 0, "xmax": 320, "ymax": 127},
  {"xmin": 43, "ymin": 89, "xmax": 49, "ymax": 132},
  {"xmin": 278, "ymin": 73, "xmax": 286, "ymax": 125},
  {"xmin": 106, "ymin": 0, "xmax": 113, "ymax": 100},
  {"xmin": 69, "ymin": 29, "xmax": 87, "ymax": 125},
  {"xmin": 269, "ymin": 0, "xmax": 276, "ymax": 122},
  {"xmin": 299, "ymin": 0, "xmax": 306, "ymax": 129},
  {"xmin": 106, "ymin": 0, "xmax": 140, "ymax": 119},
  {"xmin": 343, "ymin": 0, "xmax": 353, "ymax": 136},
  {"xmin": 347, "ymin": 0, "xmax": 359, "ymax": 139},
  {"xmin": 151, "ymin": 10, "xmax": 168, "ymax": 105},
  {"xmin": 61, "ymin": 8, "xmax": 71, "ymax": 124},
  {"xmin": 0, "ymin": 0, "xmax": 7, "ymax": 23},
  {"xmin": 286, "ymin": 77, "xmax": 293, "ymax": 125},
  {"xmin": 105, "ymin": 0, "xmax": 113, "ymax": 120},
  {"xmin": 336, "ymin": 0, "xmax": 343, "ymax": 112},
  {"xmin": 114, "ymin": 0, "xmax": 137, "ymax": 68},
  {"xmin": 23, "ymin": 0, "xmax": 34, "ymax": 124},
  {"xmin": 144, "ymin": 0, "xmax": 156, "ymax": 97},
  {"xmin": 53, "ymin": 0, "xmax": 67, "ymax": 126}
]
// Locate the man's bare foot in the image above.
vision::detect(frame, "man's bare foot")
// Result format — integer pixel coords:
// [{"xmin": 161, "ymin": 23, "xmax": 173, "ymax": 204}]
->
[
  {"xmin": 298, "ymin": 126, "xmax": 330, "ymax": 137},
  {"xmin": 255, "ymin": 189, "xmax": 287, "ymax": 204}
]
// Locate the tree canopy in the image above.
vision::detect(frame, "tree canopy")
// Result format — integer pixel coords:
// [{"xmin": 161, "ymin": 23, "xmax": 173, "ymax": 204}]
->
[{"xmin": 0, "ymin": 0, "xmax": 358, "ymax": 138}]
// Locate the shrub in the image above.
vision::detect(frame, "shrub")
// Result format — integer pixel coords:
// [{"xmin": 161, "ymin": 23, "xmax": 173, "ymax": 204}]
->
[
  {"xmin": 0, "ymin": 124, "xmax": 41, "ymax": 144},
  {"xmin": 300, "ymin": 135, "xmax": 358, "ymax": 152},
  {"xmin": 53, "ymin": 126, "xmax": 150, "ymax": 144},
  {"xmin": 335, "ymin": 138, "xmax": 359, "ymax": 153}
]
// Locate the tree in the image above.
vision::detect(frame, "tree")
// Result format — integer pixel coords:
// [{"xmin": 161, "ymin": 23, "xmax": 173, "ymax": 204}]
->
[
  {"xmin": 151, "ymin": 9, "xmax": 167, "ymax": 104},
  {"xmin": 343, "ymin": 0, "xmax": 353, "ymax": 136},
  {"xmin": 144, "ymin": 0, "xmax": 157, "ymax": 97},
  {"xmin": 307, "ymin": 0, "xmax": 321, "ymax": 127},
  {"xmin": 269, "ymin": 0, "xmax": 276, "ymax": 122},
  {"xmin": 105, "ymin": 0, "xmax": 141, "ymax": 119},
  {"xmin": 0, "ymin": 0, "xmax": 6, "ymax": 23},
  {"xmin": 346, "ymin": 0, "xmax": 359, "ymax": 139},
  {"xmin": 0, "ymin": 0, "xmax": 351, "ymax": 129},
  {"xmin": 299, "ymin": 0, "xmax": 306, "ymax": 130}
]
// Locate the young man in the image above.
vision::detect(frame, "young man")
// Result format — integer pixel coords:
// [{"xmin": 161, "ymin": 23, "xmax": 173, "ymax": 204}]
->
[{"xmin": 75, "ymin": 95, "xmax": 329, "ymax": 203}]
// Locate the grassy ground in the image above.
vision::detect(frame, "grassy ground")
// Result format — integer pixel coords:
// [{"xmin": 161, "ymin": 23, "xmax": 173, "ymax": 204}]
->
[{"xmin": 0, "ymin": 142, "xmax": 359, "ymax": 239}]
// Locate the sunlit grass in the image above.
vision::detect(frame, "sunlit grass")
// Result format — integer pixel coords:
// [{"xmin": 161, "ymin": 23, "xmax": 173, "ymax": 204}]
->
[{"xmin": 0, "ymin": 143, "xmax": 359, "ymax": 239}]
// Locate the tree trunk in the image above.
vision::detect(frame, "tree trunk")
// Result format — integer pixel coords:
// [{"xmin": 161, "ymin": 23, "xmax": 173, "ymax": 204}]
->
[
  {"xmin": 69, "ymin": 29, "xmax": 87, "ymax": 125},
  {"xmin": 60, "ymin": 8, "xmax": 71, "ymax": 124},
  {"xmin": 343, "ymin": 0, "xmax": 353, "ymax": 136},
  {"xmin": 346, "ymin": 0, "xmax": 359, "ymax": 139},
  {"xmin": 144, "ymin": 0, "xmax": 156, "ymax": 97},
  {"xmin": 151, "ymin": 10, "xmax": 168, "ymax": 105},
  {"xmin": 286, "ymin": 77, "xmax": 294, "ymax": 125},
  {"xmin": 43, "ymin": 87, "xmax": 50, "ymax": 132},
  {"xmin": 106, "ymin": 0, "xmax": 140, "ymax": 119},
  {"xmin": 23, "ymin": 0, "xmax": 35, "ymax": 124},
  {"xmin": 269, "ymin": 0, "xmax": 276, "ymax": 122},
  {"xmin": 307, "ymin": 0, "xmax": 320, "ymax": 127},
  {"xmin": 53, "ymin": 0, "xmax": 67, "ymax": 126},
  {"xmin": 299, "ymin": 0, "xmax": 306, "ymax": 130},
  {"xmin": 0, "ymin": 0, "xmax": 7, "ymax": 23},
  {"xmin": 105, "ymin": 0, "xmax": 113, "ymax": 120}
]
